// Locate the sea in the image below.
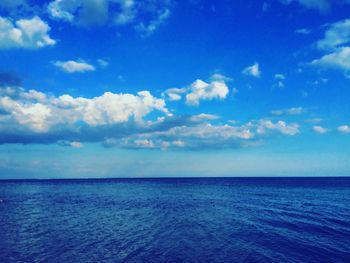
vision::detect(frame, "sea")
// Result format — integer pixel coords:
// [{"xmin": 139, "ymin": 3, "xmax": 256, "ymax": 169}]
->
[{"xmin": 0, "ymin": 177, "xmax": 349, "ymax": 263}]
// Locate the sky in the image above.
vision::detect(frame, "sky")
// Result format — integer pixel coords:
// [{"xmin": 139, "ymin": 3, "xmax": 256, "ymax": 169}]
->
[{"xmin": 0, "ymin": 0, "xmax": 350, "ymax": 178}]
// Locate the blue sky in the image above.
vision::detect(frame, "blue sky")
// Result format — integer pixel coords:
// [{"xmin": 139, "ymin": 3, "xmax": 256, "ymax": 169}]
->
[{"xmin": 1, "ymin": 0, "xmax": 350, "ymax": 178}]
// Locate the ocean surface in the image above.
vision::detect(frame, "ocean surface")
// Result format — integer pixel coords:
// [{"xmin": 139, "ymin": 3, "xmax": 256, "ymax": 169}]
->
[{"xmin": 0, "ymin": 177, "xmax": 350, "ymax": 263}]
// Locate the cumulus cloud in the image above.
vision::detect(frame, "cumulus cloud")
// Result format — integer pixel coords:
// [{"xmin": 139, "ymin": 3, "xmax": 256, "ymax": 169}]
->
[
  {"xmin": 338, "ymin": 125, "xmax": 350, "ymax": 133},
  {"xmin": 313, "ymin": 126, "xmax": 328, "ymax": 134},
  {"xmin": 0, "ymin": 16, "xmax": 56, "ymax": 49},
  {"xmin": 0, "ymin": 87, "xmax": 168, "ymax": 133},
  {"xmin": 53, "ymin": 60, "xmax": 96, "ymax": 73},
  {"xmin": 270, "ymin": 107, "xmax": 305, "ymax": 116},
  {"xmin": 0, "ymin": 86, "xmax": 301, "ymax": 150},
  {"xmin": 164, "ymin": 75, "xmax": 230, "ymax": 106},
  {"xmin": 242, "ymin": 63, "xmax": 261, "ymax": 78},
  {"xmin": 186, "ymin": 79, "xmax": 229, "ymax": 106}
]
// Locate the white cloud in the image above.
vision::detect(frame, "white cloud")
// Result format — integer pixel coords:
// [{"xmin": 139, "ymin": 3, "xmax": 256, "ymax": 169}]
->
[
  {"xmin": 311, "ymin": 19, "xmax": 350, "ymax": 76},
  {"xmin": 317, "ymin": 19, "xmax": 350, "ymax": 51},
  {"xmin": 164, "ymin": 75, "xmax": 230, "ymax": 106},
  {"xmin": 186, "ymin": 79, "xmax": 229, "ymax": 106},
  {"xmin": 0, "ymin": 16, "xmax": 56, "ymax": 49},
  {"xmin": 242, "ymin": 63, "xmax": 261, "ymax": 78},
  {"xmin": 53, "ymin": 60, "xmax": 95, "ymax": 73},
  {"xmin": 48, "ymin": 0, "xmax": 109, "ymax": 26},
  {"xmin": 114, "ymin": 0, "xmax": 136, "ymax": 25},
  {"xmin": 47, "ymin": 0, "xmax": 171, "ymax": 34},
  {"xmin": 274, "ymin": 74, "xmax": 286, "ymax": 88},
  {"xmin": 114, "ymin": 123, "xmax": 254, "ymax": 149},
  {"xmin": 210, "ymin": 73, "xmax": 233, "ymax": 82},
  {"xmin": 295, "ymin": 28, "xmax": 311, "ymax": 35},
  {"xmin": 338, "ymin": 125, "xmax": 350, "ymax": 133},
  {"xmin": 311, "ymin": 47, "xmax": 350, "ymax": 70},
  {"xmin": 189, "ymin": 113, "xmax": 220, "ymax": 122},
  {"xmin": 58, "ymin": 140, "xmax": 84, "ymax": 148},
  {"xmin": 70, "ymin": 141, "xmax": 83, "ymax": 148},
  {"xmin": 0, "ymin": 87, "xmax": 168, "ymax": 132},
  {"xmin": 164, "ymin": 87, "xmax": 186, "ymax": 101},
  {"xmin": 135, "ymin": 8, "xmax": 170, "ymax": 35},
  {"xmin": 271, "ymin": 107, "xmax": 304, "ymax": 116},
  {"xmin": 107, "ymin": 118, "xmax": 300, "ymax": 150},
  {"xmin": 97, "ymin": 59, "xmax": 109, "ymax": 67},
  {"xmin": 256, "ymin": 120, "xmax": 300, "ymax": 136},
  {"xmin": 274, "ymin": 74, "xmax": 285, "ymax": 80},
  {"xmin": 313, "ymin": 126, "xmax": 328, "ymax": 134}
]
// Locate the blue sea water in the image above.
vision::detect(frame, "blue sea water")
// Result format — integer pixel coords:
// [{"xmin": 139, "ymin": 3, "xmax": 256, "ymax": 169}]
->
[{"xmin": 0, "ymin": 177, "xmax": 350, "ymax": 263}]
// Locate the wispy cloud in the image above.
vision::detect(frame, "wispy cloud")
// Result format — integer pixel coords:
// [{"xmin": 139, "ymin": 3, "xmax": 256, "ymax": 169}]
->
[
  {"xmin": 242, "ymin": 63, "xmax": 261, "ymax": 78},
  {"xmin": 313, "ymin": 126, "xmax": 328, "ymax": 134},
  {"xmin": 53, "ymin": 60, "xmax": 96, "ymax": 73},
  {"xmin": 270, "ymin": 107, "xmax": 305, "ymax": 116},
  {"xmin": 338, "ymin": 125, "xmax": 350, "ymax": 133},
  {"xmin": 47, "ymin": 0, "xmax": 171, "ymax": 34}
]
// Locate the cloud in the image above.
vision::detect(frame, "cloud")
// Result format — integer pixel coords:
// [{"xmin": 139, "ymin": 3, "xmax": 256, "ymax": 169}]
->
[
  {"xmin": 311, "ymin": 19, "xmax": 350, "ymax": 76},
  {"xmin": 164, "ymin": 75, "xmax": 230, "ymax": 106},
  {"xmin": 105, "ymin": 118, "xmax": 300, "ymax": 150},
  {"xmin": 242, "ymin": 63, "xmax": 261, "ymax": 78},
  {"xmin": 189, "ymin": 113, "xmax": 220, "ymax": 122},
  {"xmin": 59, "ymin": 140, "xmax": 84, "ymax": 148},
  {"xmin": 270, "ymin": 106, "xmax": 305, "ymax": 116},
  {"xmin": 295, "ymin": 28, "xmax": 311, "ymax": 35},
  {"xmin": 338, "ymin": 125, "xmax": 350, "ymax": 133},
  {"xmin": 0, "ymin": 87, "xmax": 168, "ymax": 133},
  {"xmin": 97, "ymin": 59, "xmax": 109, "ymax": 68},
  {"xmin": 53, "ymin": 60, "xmax": 96, "ymax": 73},
  {"xmin": 164, "ymin": 88, "xmax": 186, "ymax": 101},
  {"xmin": 0, "ymin": 86, "xmax": 301, "ymax": 150},
  {"xmin": 47, "ymin": 0, "xmax": 171, "ymax": 34},
  {"xmin": 311, "ymin": 47, "xmax": 350, "ymax": 71},
  {"xmin": 279, "ymin": 0, "xmax": 331, "ymax": 12},
  {"xmin": 0, "ymin": 16, "xmax": 56, "ymax": 49},
  {"xmin": 185, "ymin": 79, "xmax": 229, "ymax": 106},
  {"xmin": 135, "ymin": 8, "xmax": 170, "ymax": 36},
  {"xmin": 317, "ymin": 19, "xmax": 350, "ymax": 51},
  {"xmin": 48, "ymin": 0, "xmax": 109, "ymax": 26},
  {"xmin": 274, "ymin": 73, "xmax": 286, "ymax": 88},
  {"xmin": 313, "ymin": 126, "xmax": 328, "ymax": 134},
  {"xmin": 256, "ymin": 119, "xmax": 300, "ymax": 136}
]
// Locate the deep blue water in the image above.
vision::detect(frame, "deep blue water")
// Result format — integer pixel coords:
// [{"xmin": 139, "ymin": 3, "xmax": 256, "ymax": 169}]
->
[{"xmin": 0, "ymin": 177, "xmax": 350, "ymax": 263}]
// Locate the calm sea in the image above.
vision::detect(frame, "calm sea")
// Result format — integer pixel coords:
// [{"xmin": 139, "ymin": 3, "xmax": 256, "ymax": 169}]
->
[{"xmin": 0, "ymin": 177, "xmax": 350, "ymax": 262}]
